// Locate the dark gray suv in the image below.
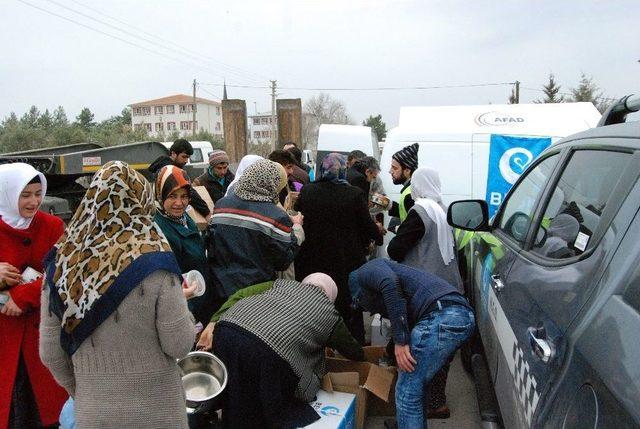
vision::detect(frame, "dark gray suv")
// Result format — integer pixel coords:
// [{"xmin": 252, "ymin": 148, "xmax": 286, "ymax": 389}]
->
[{"xmin": 448, "ymin": 95, "xmax": 640, "ymax": 428}]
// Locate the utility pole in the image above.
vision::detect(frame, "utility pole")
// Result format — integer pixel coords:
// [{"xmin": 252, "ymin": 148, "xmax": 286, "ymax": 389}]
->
[
  {"xmin": 192, "ymin": 78, "xmax": 197, "ymax": 138},
  {"xmin": 270, "ymin": 80, "xmax": 277, "ymax": 150},
  {"xmin": 515, "ymin": 80, "xmax": 520, "ymax": 104}
]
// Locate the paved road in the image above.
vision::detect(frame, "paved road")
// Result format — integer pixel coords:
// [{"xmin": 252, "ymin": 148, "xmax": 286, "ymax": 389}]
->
[{"xmin": 365, "ymin": 351, "xmax": 482, "ymax": 428}]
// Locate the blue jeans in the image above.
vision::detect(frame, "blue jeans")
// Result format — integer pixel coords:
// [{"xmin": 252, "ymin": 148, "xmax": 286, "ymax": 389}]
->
[{"xmin": 395, "ymin": 303, "xmax": 475, "ymax": 429}]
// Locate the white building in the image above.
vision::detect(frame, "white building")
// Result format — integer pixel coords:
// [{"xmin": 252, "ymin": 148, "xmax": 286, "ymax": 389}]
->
[
  {"xmin": 248, "ymin": 112, "xmax": 276, "ymax": 145},
  {"xmin": 129, "ymin": 94, "xmax": 223, "ymax": 139}
]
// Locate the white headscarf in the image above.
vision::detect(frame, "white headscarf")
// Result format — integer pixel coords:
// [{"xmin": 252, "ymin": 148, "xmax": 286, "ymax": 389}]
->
[
  {"xmin": 411, "ymin": 167, "xmax": 455, "ymax": 266},
  {"xmin": 225, "ymin": 154, "xmax": 263, "ymax": 196},
  {"xmin": 0, "ymin": 163, "xmax": 47, "ymax": 229}
]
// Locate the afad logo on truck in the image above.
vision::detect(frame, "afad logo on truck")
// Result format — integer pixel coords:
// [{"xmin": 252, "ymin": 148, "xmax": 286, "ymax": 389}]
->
[{"xmin": 475, "ymin": 111, "xmax": 526, "ymax": 127}]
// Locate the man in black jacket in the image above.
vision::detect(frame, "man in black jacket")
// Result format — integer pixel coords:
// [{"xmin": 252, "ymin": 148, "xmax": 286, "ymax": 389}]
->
[{"xmin": 148, "ymin": 139, "xmax": 210, "ymax": 218}]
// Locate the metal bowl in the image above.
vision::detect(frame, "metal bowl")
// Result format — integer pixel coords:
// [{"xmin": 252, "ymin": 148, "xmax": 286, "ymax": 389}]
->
[{"xmin": 177, "ymin": 351, "xmax": 228, "ymax": 414}]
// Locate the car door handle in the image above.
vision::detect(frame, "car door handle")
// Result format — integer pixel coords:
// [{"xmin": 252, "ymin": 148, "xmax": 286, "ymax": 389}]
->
[
  {"xmin": 529, "ymin": 328, "xmax": 553, "ymax": 363},
  {"xmin": 490, "ymin": 274, "xmax": 504, "ymax": 292}
]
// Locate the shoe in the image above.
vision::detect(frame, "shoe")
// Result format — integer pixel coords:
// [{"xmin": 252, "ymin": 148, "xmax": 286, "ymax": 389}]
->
[
  {"xmin": 383, "ymin": 418, "xmax": 398, "ymax": 429},
  {"xmin": 427, "ymin": 405, "xmax": 451, "ymax": 419}
]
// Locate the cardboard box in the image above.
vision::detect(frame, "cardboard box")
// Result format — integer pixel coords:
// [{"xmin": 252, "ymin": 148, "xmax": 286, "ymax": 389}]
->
[
  {"xmin": 327, "ymin": 347, "xmax": 398, "ymax": 418},
  {"xmin": 324, "ymin": 354, "xmax": 395, "ymax": 429},
  {"xmin": 186, "ymin": 185, "xmax": 214, "ymax": 231},
  {"xmin": 304, "ymin": 389, "xmax": 356, "ymax": 429}
]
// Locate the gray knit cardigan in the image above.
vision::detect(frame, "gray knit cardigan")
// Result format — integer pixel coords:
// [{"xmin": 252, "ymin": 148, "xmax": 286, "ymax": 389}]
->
[{"xmin": 39, "ymin": 270, "xmax": 195, "ymax": 429}]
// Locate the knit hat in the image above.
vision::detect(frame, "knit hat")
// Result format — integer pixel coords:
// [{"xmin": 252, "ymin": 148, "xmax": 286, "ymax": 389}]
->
[
  {"xmin": 392, "ymin": 143, "xmax": 419, "ymax": 171},
  {"xmin": 208, "ymin": 150, "xmax": 230, "ymax": 167}
]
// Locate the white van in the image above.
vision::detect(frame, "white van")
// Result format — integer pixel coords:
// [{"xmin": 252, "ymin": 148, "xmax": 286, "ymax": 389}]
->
[
  {"xmin": 316, "ymin": 124, "xmax": 379, "ymax": 168},
  {"xmin": 380, "ymin": 102, "xmax": 601, "ymax": 207},
  {"xmin": 160, "ymin": 141, "xmax": 214, "ymax": 171}
]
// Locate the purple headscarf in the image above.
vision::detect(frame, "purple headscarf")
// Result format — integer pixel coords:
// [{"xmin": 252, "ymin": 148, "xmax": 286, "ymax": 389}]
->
[{"xmin": 320, "ymin": 152, "xmax": 348, "ymax": 184}]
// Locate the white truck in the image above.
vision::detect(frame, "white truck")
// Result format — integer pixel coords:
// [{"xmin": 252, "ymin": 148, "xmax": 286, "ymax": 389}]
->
[
  {"xmin": 316, "ymin": 124, "xmax": 379, "ymax": 169},
  {"xmin": 380, "ymin": 102, "xmax": 602, "ymax": 207}
]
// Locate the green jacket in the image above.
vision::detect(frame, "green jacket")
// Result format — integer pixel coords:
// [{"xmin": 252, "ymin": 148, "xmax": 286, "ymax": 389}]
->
[
  {"xmin": 154, "ymin": 213, "xmax": 207, "ymax": 276},
  {"xmin": 211, "ymin": 280, "xmax": 364, "ymax": 361}
]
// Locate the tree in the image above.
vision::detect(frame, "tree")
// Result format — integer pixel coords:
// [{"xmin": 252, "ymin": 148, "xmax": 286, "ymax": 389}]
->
[
  {"xmin": 362, "ymin": 114, "xmax": 387, "ymax": 140},
  {"xmin": 53, "ymin": 106, "xmax": 68, "ymax": 127},
  {"xmin": 120, "ymin": 107, "xmax": 131, "ymax": 126},
  {"xmin": 37, "ymin": 109, "xmax": 53, "ymax": 130},
  {"xmin": 535, "ymin": 73, "xmax": 564, "ymax": 103},
  {"xmin": 75, "ymin": 107, "xmax": 95, "ymax": 131},
  {"xmin": 21, "ymin": 106, "xmax": 40, "ymax": 128},
  {"xmin": 302, "ymin": 93, "xmax": 354, "ymax": 150},
  {"xmin": 569, "ymin": 73, "xmax": 612, "ymax": 113}
]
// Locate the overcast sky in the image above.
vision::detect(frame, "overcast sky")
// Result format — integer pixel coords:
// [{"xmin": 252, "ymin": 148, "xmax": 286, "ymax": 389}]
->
[{"xmin": 2, "ymin": 0, "xmax": 639, "ymax": 128}]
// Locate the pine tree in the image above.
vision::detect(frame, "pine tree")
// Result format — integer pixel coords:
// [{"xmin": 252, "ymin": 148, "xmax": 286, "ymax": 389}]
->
[
  {"xmin": 570, "ymin": 73, "xmax": 601, "ymax": 103},
  {"xmin": 535, "ymin": 73, "xmax": 564, "ymax": 103},
  {"xmin": 53, "ymin": 106, "xmax": 69, "ymax": 127}
]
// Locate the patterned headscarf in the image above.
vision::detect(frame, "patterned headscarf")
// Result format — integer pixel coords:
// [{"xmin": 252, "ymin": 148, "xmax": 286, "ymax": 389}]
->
[
  {"xmin": 46, "ymin": 161, "xmax": 180, "ymax": 355},
  {"xmin": 225, "ymin": 154, "xmax": 263, "ymax": 197},
  {"xmin": 233, "ymin": 159, "xmax": 281, "ymax": 203},
  {"xmin": 320, "ymin": 152, "xmax": 348, "ymax": 184},
  {"xmin": 155, "ymin": 165, "xmax": 191, "ymax": 203}
]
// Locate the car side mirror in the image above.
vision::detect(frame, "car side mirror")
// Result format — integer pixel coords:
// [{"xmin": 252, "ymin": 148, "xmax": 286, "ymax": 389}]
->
[{"xmin": 447, "ymin": 200, "xmax": 490, "ymax": 231}]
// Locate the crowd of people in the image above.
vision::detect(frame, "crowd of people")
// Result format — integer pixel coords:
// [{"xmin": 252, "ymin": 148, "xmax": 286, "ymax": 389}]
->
[{"xmin": 0, "ymin": 138, "xmax": 475, "ymax": 429}]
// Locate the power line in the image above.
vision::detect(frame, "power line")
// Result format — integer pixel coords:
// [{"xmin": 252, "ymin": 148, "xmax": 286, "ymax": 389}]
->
[
  {"xmin": 198, "ymin": 81, "xmax": 515, "ymax": 92},
  {"xmin": 198, "ymin": 86, "xmax": 222, "ymax": 101},
  {"xmin": 65, "ymin": 0, "xmax": 269, "ymax": 83},
  {"xmin": 38, "ymin": 0, "xmax": 263, "ymax": 85}
]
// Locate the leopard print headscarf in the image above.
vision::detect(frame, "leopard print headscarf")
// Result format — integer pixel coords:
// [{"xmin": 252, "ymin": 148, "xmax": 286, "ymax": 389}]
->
[
  {"xmin": 48, "ymin": 161, "xmax": 179, "ymax": 352},
  {"xmin": 233, "ymin": 159, "xmax": 282, "ymax": 203}
]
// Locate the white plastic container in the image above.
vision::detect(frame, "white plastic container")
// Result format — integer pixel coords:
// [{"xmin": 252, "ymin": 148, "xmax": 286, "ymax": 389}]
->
[{"xmin": 182, "ymin": 270, "xmax": 206, "ymax": 299}]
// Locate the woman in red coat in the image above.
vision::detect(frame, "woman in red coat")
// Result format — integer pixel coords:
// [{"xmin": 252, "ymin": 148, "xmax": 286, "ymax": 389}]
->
[{"xmin": 0, "ymin": 163, "xmax": 67, "ymax": 429}]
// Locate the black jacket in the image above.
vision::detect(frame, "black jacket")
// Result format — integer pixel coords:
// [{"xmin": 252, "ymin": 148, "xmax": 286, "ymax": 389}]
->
[
  {"xmin": 193, "ymin": 169, "xmax": 235, "ymax": 204},
  {"xmin": 294, "ymin": 179, "xmax": 381, "ymax": 315},
  {"xmin": 148, "ymin": 155, "xmax": 211, "ymax": 218},
  {"xmin": 346, "ymin": 166, "xmax": 370, "ymax": 197}
]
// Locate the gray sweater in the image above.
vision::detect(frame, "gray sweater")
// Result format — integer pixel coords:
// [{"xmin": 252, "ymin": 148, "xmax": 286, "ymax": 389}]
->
[{"xmin": 40, "ymin": 270, "xmax": 195, "ymax": 429}]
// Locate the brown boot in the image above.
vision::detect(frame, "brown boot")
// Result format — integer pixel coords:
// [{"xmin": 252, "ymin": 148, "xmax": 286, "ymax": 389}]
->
[{"xmin": 427, "ymin": 405, "xmax": 451, "ymax": 419}]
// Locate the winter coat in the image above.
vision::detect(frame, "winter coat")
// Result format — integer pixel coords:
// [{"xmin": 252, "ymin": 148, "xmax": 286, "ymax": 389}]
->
[
  {"xmin": 154, "ymin": 213, "xmax": 211, "ymax": 323},
  {"xmin": 193, "ymin": 169, "xmax": 235, "ymax": 203},
  {"xmin": 0, "ymin": 212, "xmax": 67, "ymax": 428},
  {"xmin": 293, "ymin": 179, "xmax": 381, "ymax": 315},
  {"xmin": 208, "ymin": 193, "xmax": 299, "ymax": 299}
]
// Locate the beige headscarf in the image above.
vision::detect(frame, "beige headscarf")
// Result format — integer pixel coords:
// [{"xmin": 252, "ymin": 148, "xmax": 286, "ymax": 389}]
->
[{"xmin": 46, "ymin": 161, "xmax": 180, "ymax": 355}]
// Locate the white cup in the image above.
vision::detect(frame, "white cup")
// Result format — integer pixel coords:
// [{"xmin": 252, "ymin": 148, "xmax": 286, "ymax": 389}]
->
[{"xmin": 182, "ymin": 270, "xmax": 206, "ymax": 299}]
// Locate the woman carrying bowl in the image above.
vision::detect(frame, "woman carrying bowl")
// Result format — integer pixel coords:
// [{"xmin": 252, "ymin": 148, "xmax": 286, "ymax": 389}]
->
[
  {"xmin": 39, "ymin": 161, "xmax": 195, "ymax": 429},
  {"xmin": 0, "ymin": 163, "xmax": 67, "ymax": 429}
]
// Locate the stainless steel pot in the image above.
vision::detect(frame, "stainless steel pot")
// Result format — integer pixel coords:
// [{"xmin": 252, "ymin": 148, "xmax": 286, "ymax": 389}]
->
[{"xmin": 177, "ymin": 351, "xmax": 228, "ymax": 414}]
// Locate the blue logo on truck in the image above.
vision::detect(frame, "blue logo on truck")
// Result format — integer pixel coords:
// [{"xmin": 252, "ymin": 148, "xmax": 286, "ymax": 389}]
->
[{"xmin": 485, "ymin": 134, "xmax": 551, "ymax": 217}]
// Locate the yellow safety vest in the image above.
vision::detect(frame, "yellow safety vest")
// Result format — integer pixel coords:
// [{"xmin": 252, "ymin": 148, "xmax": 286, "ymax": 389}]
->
[{"xmin": 399, "ymin": 185, "xmax": 412, "ymax": 222}]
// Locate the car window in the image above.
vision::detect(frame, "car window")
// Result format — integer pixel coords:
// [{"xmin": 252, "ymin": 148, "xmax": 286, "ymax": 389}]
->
[
  {"xmin": 497, "ymin": 154, "xmax": 559, "ymax": 245},
  {"xmin": 190, "ymin": 149, "xmax": 203, "ymax": 163},
  {"xmin": 531, "ymin": 150, "xmax": 632, "ymax": 259}
]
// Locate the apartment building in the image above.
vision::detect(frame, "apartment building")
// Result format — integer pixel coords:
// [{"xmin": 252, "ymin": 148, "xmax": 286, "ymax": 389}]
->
[
  {"xmin": 248, "ymin": 112, "xmax": 277, "ymax": 145},
  {"xmin": 129, "ymin": 94, "xmax": 223, "ymax": 138}
]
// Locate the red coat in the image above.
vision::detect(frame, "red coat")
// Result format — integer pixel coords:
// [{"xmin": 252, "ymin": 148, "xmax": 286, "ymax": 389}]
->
[{"xmin": 0, "ymin": 211, "xmax": 67, "ymax": 428}]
